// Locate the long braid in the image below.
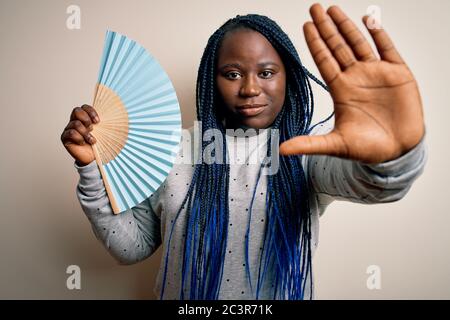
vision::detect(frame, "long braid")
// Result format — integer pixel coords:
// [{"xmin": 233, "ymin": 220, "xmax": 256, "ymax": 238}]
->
[{"xmin": 160, "ymin": 14, "xmax": 328, "ymax": 300}]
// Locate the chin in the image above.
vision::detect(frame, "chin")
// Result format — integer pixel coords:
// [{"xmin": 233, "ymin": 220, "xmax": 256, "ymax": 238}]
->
[{"xmin": 240, "ymin": 117, "xmax": 272, "ymax": 130}]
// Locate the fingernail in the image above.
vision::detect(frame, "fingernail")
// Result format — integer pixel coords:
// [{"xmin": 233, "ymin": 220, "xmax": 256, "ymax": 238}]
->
[
  {"xmin": 95, "ymin": 116, "xmax": 100, "ymax": 123},
  {"xmin": 88, "ymin": 124, "xmax": 93, "ymax": 130}
]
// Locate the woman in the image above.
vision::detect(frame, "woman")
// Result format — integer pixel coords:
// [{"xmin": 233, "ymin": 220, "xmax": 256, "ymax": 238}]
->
[{"xmin": 60, "ymin": 4, "xmax": 427, "ymax": 300}]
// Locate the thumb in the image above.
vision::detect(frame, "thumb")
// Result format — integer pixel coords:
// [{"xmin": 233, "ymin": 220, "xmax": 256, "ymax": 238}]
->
[{"xmin": 279, "ymin": 131, "xmax": 347, "ymax": 157}]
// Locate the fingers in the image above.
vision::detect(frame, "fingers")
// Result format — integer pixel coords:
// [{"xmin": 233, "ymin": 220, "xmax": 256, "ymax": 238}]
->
[
  {"xmin": 279, "ymin": 131, "xmax": 348, "ymax": 158},
  {"xmin": 363, "ymin": 16, "xmax": 404, "ymax": 64},
  {"xmin": 70, "ymin": 104, "xmax": 100, "ymax": 129},
  {"xmin": 327, "ymin": 6, "xmax": 377, "ymax": 62},
  {"xmin": 61, "ymin": 127, "xmax": 87, "ymax": 147},
  {"xmin": 62, "ymin": 105, "xmax": 98, "ymax": 147},
  {"xmin": 309, "ymin": 3, "xmax": 357, "ymax": 70},
  {"xmin": 67, "ymin": 120, "xmax": 96, "ymax": 144},
  {"xmin": 82, "ymin": 104, "xmax": 101, "ymax": 123},
  {"xmin": 304, "ymin": 22, "xmax": 341, "ymax": 84},
  {"xmin": 307, "ymin": 4, "xmax": 403, "ymax": 66},
  {"xmin": 62, "ymin": 123, "xmax": 96, "ymax": 146}
]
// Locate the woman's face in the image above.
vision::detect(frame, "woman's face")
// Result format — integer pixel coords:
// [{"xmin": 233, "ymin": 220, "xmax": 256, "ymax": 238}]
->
[{"xmin": 216, "ymin": 28, "xmax": 286, "ymax": 129}]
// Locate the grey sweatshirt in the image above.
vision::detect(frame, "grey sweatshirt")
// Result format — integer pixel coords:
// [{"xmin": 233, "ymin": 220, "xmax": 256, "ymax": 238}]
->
[{"xmin": 74, "ymin": 117, "xmax": 427, "ymax": 299}]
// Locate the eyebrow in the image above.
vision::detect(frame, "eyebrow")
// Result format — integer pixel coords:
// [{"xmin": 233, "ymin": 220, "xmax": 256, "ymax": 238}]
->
[{"xmin": 218, "ymin": 61, "xmax": 280, "ymax": 71}]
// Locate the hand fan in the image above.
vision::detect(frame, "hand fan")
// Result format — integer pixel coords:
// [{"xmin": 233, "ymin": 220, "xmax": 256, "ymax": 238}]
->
[{"xmin": 90, "ymin": 30, "xmax": 182, "ymax": 214}]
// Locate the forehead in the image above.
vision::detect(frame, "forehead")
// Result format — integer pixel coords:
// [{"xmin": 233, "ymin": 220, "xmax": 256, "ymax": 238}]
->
[{"xmin": 217, "ymin": 29, "xmax": 283, "ymax": 65}]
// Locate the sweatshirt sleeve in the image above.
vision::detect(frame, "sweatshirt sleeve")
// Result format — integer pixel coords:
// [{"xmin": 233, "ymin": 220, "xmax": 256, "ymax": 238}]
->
[
  {"xmin": 306, "ymin": 118, "xmax": 428, "ymax": 208},
  {"xmin": 74, "ymin": 160, "xmax": 162, "ymax": 265}
]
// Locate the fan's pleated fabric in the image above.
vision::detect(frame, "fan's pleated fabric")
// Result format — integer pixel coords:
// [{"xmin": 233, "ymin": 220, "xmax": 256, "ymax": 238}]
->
[{"xmin": 93, "ymin": 30, "xmax": 182, "ymax": 213}]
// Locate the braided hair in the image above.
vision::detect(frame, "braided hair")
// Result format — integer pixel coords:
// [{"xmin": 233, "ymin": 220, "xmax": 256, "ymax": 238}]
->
[{"xmin": 160, "ymin": 13, "xmax": 329, "ymax": 300}]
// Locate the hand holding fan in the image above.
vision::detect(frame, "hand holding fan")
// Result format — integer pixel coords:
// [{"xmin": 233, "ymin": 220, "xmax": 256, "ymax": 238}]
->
[{"xmin": 90, "ymin": 30, "xmax": 182, "ymax": 214}]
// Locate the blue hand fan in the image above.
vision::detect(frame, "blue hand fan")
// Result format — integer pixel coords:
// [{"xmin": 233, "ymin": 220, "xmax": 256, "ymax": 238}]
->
[{"xmin": 91, "ymin": 30, "xmax": 182, "ymax": 214}]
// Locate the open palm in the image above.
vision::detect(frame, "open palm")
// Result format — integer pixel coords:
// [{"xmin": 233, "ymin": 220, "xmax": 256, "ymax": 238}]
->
[{"xmin": 279, "ymin": 4, "xmax": 425, "ymax": 164}]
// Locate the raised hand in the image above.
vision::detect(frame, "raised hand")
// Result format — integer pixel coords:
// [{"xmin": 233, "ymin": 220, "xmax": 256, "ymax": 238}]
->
[{"xmin": 279, "ymin": 4, "xmax": 425, "ymax": 164}]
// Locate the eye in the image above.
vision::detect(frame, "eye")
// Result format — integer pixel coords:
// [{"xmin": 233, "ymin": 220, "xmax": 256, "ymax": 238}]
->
[
  {"xmin": 225, "ymin": 71, "xmax": 242, "ymax": 80},
  {"xmin": 260, "ymin": 70, "xmax": 274, "ymax": 79}
]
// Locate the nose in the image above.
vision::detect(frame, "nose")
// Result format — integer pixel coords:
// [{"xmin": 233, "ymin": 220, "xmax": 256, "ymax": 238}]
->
[{"xmin": 239, "ymin": 74, "xmax": 261, "ymax": 97}]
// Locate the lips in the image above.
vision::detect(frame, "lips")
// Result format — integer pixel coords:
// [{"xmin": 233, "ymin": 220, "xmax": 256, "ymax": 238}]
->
[{"xmin": 236, "ymin": 104, "xmax": 267, "ymax": 117}]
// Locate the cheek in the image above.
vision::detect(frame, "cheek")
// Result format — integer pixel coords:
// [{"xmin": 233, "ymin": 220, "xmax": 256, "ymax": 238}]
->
[
  {"xmin": 216, "ymin": 78, "xmax": 228, "ymax": 97},
  {"xmin": 266, "ymin": 79, "xmax": 286, "ymax": 109},
  {"xmin": 216, "ymin": 78, "xmax": 238, "ymax": 105}
]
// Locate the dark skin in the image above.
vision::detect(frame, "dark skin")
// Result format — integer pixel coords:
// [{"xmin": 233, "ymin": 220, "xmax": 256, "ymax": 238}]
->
[
  {"xmin": 62, "ymin": 4, "xmax": 425, "ymax": 166},
  {"xmin": 216, "ymin": 28, "xmax": 287, "ymax": 130}
]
